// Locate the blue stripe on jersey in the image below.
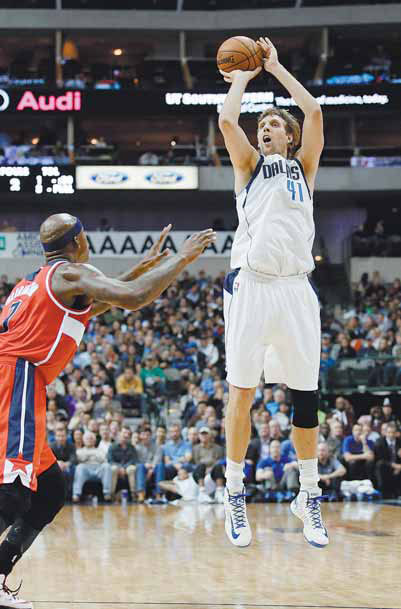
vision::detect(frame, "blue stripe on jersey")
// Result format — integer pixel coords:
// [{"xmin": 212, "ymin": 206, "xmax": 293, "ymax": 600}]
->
[
  {"xmin": 6, "ymin": 358, "xmax": 36, "ymax": 460},
  {"xmin": 242, "ymin": 156, "xmax": 264, "ymax": 206},
  {"xmin": 23, "ymin": 363, "xmax": 36, "ymax": 462},
  {"xmin": 294, "ymin": 158, "xmax": 311, "ymax": 200},
  {"xmin": 6, "ymin": 358, "xmax": 26, "ymax": 458}
]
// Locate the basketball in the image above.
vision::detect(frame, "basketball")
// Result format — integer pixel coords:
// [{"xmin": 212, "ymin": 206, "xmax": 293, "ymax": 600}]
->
[{"xmin": 216, "ymin": 36, "xmax": 264, "ymax": 73}]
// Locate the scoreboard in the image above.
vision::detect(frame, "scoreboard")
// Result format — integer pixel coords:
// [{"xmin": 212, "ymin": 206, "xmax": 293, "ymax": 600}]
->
[{"xmin": 0, "ymin": 166, "xmax": 75, "ymax": 194}]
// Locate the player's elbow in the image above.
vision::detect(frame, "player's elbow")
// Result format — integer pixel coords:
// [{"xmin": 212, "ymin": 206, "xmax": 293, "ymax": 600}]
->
[
  {"xmin": 310, "ymin": 104, "xmax": 322, "ymax": 118},
  {"xmin": 218, "ymin": 115, "xmax": 236, "ymax": 132}
]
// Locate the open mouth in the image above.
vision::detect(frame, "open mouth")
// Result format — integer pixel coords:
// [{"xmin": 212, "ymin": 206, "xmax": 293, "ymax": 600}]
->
[{"xmin": 263, "ymin": 135, "xmax": 271, "ymax": 144}]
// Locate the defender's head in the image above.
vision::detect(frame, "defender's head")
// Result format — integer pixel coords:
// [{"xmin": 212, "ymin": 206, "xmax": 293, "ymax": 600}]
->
[
  {"xmin": 40, "ymin": 213, "xmax": 89, "ymax": 263},
  {"xmin": 257, "ymin": 108, "xmax": 301, "ymax": 158}
]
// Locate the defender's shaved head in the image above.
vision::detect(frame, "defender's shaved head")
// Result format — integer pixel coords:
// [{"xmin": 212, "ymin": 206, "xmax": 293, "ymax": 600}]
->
[
  {"xmin": 39, "ymin": 213, "xmax": 89, "ymax": 263},
  {"xmin": 40, "ymin": 213, "xmax": 77, "ymax": 245}
]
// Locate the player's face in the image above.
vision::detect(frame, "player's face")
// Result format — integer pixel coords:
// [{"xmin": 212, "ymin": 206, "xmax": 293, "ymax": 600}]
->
[{"xmin": 257, "ymin": 115, "xmax": 291, "ymax": 157}]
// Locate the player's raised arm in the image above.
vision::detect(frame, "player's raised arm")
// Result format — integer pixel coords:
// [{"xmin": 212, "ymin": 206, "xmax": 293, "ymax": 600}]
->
[
  {"xmin": 53, "ymin": 230, "xmax": 216, "ymax": 311},
  {"xmin": 257, "ymin": 37, "xmax": 324, "ymax": 191},
  {"xmin": 218, "ymin": 68, "xmax": 261, "ymax": 187}
]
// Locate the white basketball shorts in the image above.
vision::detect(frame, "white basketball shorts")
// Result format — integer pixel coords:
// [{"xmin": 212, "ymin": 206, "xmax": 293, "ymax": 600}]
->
[{"xmin": 223, "ymin": 269, "xmax": 321, "ymax": 390}]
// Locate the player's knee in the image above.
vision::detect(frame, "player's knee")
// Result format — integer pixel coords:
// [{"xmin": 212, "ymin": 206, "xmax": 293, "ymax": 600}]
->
[
  {"xmin": 228, "ymin": 385, "xmax": 255, "ymax": 412},
  {"xmin": 291, "ymin": 389, "xmax": 319, "ymax": 429}
]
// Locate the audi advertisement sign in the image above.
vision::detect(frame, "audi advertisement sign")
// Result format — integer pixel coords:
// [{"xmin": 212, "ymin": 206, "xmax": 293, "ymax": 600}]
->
[{"xmin": 0, "ymin": 89, "xmax": 82, "ymax": 113}]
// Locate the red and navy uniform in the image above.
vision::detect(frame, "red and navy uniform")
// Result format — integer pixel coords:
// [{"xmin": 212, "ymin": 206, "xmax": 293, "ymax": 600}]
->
[{"xmin": 0, "ymin": 260, "xmax": 92, "ymax": 491}]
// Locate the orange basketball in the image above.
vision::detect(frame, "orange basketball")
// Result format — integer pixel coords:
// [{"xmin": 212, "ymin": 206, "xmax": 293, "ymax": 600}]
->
[{"xmin": 216, "ymin": 36, "xmax": 264, "ymax": 73}]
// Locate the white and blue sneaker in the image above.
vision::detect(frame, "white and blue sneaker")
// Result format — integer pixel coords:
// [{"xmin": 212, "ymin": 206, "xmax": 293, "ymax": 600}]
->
[
  {"xmin": 290, "ymin": 490, "xmax": 329, "ymax": 548},
  {"xmin": 223, "ymin": 487, "xmax": 252, "ymax": 547}
]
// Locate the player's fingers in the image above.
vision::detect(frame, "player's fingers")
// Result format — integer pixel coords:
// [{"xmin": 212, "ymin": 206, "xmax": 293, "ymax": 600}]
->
[{"xmin": 156, "ymin": 223, "xmax": 172, "ymax": 249}]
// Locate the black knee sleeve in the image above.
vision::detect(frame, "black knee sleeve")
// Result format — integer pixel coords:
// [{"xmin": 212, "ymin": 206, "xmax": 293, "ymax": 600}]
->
[
  {"xmin": 291, "ymin": 389, "xmax": 319, "ymax": 429},
  {"xmin": 23, "ymin": 463, "xmax": 66, "ymax": 531}
]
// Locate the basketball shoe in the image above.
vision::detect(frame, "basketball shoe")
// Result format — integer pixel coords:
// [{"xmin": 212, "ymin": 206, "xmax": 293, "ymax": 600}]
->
[
  {"xmin": 0, "ymin": 576, "xmax": 33, "ymax": 608},
  {"xmin": 223, "ymin": 487, "xmax": 252, "ymax": 547},
  {"xmin": 290, "ymin": 490, "xmax": 329, "ymax": 548}
]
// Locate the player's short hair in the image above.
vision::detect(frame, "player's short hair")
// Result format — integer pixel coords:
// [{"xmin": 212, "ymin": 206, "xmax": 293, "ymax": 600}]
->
[{"xmin": 257, "ymin": 108, "xmax": 301, "ymax": 157}]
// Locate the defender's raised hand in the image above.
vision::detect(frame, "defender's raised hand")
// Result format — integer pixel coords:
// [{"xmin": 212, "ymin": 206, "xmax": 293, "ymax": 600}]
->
[
  {"xmin": 180, "ymin": 229, "xmax": 217, "ymax": 263},
  {"xmin": 145, "ymin": 223, "xmax": 172, "ymax": 261}
]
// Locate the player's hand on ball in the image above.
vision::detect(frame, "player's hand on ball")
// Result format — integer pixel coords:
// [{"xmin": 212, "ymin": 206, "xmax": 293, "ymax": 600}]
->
[
  {"xmin": 256, "ymin": 37, "xmax": 279, "ymax": 73},
  {"xmin": 219, "ymin": 66, "xmax": 262, "ymax": 84},
  {"xmin": 181, "ymin": 229, "xmax": 217, "ymax": 263}
]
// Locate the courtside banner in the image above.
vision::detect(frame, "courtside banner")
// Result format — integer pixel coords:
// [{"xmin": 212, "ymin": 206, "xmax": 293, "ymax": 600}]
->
[
  {"xmin": 76, "ymin": 166, "xmax": 198, "ymax": 190},
  {"xmin": 0, "ymin": 231, "xmax": 234, "ymax": 258}
]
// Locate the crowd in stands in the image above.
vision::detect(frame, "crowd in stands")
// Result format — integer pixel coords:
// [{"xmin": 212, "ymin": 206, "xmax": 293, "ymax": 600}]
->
[
  {"xmin": 320, "ymin": 272, "xmax": 401, "ymax": 390},
  {"xmin": 1, "ymin": 268, "xmax": 401, "ymax": 504}
]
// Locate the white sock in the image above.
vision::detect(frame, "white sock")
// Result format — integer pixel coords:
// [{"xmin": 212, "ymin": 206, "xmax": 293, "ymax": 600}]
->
[
  {"xmin": 225, "ymin": 458, "xmax": 244, "ymax": 494},
  {"xmin": 298, "ymin": 458, "xmax": 320, "ymax": 496}
]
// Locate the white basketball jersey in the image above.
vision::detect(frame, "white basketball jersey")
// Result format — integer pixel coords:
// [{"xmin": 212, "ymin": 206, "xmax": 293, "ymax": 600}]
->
[{"xmin": 231, "ymin": 154, "xmax": 315, "ymax": 277}]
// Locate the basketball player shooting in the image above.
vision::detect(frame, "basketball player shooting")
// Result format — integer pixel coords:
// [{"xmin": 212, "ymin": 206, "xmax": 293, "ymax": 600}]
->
[
  {"xmin": 0, "ymin": 214, "xmax": 216, "ymax": 608},
  {"xmin": 219, "ymin": 37, "xmax": 327, "ymax": 548}
]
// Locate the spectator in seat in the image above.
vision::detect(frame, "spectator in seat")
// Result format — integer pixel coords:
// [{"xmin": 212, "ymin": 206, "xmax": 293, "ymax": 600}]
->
[
  {"xmin": 374, "ymin": 422, "xmax": 401, "ymax": 498},
  {"xmin": 192, "ymin": 427, "xmax": 224, "ymax": 503},
  {"xmin": 265, "ymin": 388, "xmax": 286, "ymax": 416},
  {"xmin": 317, "ymin": 442, "xmax": 346, "ymax": 498},
  {"xmin": 273, "ymin": 402, "xmax": 291, "ymax": 433},
  {"xmin": 256, "ymin": 440, "xmax": 299, "ymax": 497},
  {"xmin": 268, "ymin": 419, "xmax": 284, "ymax": 443},
  {"xmin": 199, "ymin": 336, "xmax": 219, "ymax": 367},
  {"xmin": 73, "ymin": 428, "xmax": 84, "ymax": 450},
  {"xmin": 327, "ymin": 420, "xmax": 344, "ymax": 459},
  {"xmin": 155, "ymin": 423, "xmax": 192, "ymax": 499},
  {"xmin": 116, "ymin": 366, "xmax": 145, "ymax": 414},
  {"xmin": 247, "ymin": 422, "xmax": 271, "ymax": 467},
  {"xmin": 358, "ymin": 338, "xmax": 377, "ymax": 359},
  {"xmin": 108, "ymin": 426, "xmax": 138, "ymax": 500},
  {"xmin": 50, "ymin": 424, "xmax": 77, "ymax": 499},
  {"xmin": 136, "ymin": 425, "xmax": 159, "ymax": 503},
  {"xmin": 140, "ymin": 355, "xmax": 166, "ymax": 396},
  {"xmin": 343, "ymin": 424, "xmax": 374, "ymax": 481},
  {"xmin": 337, "ymin": 336, "xmax": 357, "ymax": 360},
  {"xmin": 332, "ymin": 396, "xmax": 354, "ymax": 435},
  {"xmin": 73, "ymin": 431, "xmax": 113, "ymax": 502}
]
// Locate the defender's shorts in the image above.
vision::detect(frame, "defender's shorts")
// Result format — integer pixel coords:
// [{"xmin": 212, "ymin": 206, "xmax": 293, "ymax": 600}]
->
[
  {"xmin": 224, "ymin": 269, "xmax": 321, "ymax": 390},
  {"xmin": 0, "ymin": 357, "xmax": 56, "ymax": 492}
]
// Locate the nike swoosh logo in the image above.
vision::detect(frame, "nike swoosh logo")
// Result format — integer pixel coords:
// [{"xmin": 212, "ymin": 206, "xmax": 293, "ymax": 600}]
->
[{"xmin": 230, "ymin": 515, "xmax": 240, "ymax": 540}]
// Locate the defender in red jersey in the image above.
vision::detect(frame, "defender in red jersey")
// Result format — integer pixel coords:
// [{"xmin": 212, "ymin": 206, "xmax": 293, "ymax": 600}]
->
[{"xmin": 0, "ymin": 213, "xmax": 216, "ymax": 608}]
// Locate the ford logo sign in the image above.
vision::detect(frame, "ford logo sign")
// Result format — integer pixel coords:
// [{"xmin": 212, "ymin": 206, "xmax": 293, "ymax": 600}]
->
[
  {"xmin": 145, "ymin": 170, "xmax": 183, "ymax": 185},
  {"xmin": 90, "ymin": 171, "xmax": 129, "ymax": 185}
]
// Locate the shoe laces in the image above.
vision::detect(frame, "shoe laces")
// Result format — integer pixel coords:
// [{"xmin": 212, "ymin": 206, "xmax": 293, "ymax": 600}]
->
[
  {"xmin": 305, "ymin": 495, "xmax": 327, "ymax": 530},
  {"xmin": 2, "ymin": 577, "xmax": 22, "ymax": 599},
  {"xmin": 228, "ymin": 491, "xmax": 247, "ymax": 529}
]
